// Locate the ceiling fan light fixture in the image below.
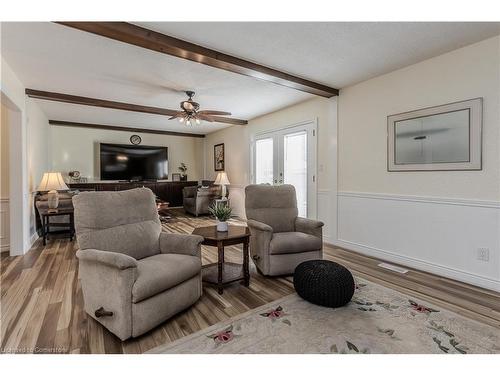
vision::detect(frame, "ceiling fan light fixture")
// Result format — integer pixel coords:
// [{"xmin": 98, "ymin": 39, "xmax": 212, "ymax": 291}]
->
[{"xmin": 169, "ymin": 91, "xmax": 231, "ymax": 127}]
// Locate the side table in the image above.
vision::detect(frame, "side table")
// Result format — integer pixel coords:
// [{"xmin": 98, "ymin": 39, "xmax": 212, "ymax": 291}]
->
[
  {"xmin": 37, "ymin": 207, "xmax": 75, "ymax": 246},
  {"xmin": 192, "ymin": 225, "xmax": 250, "ymax": 294}
]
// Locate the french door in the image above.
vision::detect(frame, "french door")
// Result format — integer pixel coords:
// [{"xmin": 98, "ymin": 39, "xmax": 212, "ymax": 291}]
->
[{"xmin": 252, "ymin": 121, "xmax": 317, "ymax": 218}]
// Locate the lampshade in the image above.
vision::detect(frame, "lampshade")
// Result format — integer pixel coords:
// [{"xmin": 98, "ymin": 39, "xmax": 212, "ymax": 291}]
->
[
  {"xmin": 214, "ymin": 171, "xmax": 230, "ymax": 185},
  {"xmin": 37, "ymin": 172, "xmax": 69, "ymax": 192}
]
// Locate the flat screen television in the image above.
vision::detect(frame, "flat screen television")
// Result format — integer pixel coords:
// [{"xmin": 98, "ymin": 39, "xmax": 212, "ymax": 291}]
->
[{"xmin": 100, "ymin": 143, "xmax": 168, "ymax": 181}]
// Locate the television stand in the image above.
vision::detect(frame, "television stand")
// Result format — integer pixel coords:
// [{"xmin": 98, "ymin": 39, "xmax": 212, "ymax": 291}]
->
[{"xmin": 67, "ymin": 180, "xmax": 198, "ymax": 207}]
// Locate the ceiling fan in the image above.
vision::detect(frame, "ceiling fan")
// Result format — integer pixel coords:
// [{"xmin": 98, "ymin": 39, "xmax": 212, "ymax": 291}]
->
[{"xmin": 168, "ymin": 91, "xmax": 231, "ymax": 126}]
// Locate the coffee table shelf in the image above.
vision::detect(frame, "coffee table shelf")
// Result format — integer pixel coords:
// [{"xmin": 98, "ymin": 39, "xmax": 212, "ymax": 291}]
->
[{"xmin": 202, "ymin": 262, "xmax": 244, "ymax": 284}]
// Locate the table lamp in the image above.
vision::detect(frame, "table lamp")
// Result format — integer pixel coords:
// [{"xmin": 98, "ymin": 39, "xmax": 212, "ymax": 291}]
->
[
  {"xmin": 37, "ymin": 172, "xmax": 69, "ymax": 210},
  {"xmin": 214, "ymin": 171, "xmax": 230, "ymax": 200}
]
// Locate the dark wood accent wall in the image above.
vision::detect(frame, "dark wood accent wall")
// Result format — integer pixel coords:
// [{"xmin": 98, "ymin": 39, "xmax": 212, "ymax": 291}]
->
[
  {"xmin": 68, "ymin": 181, "xmax": 198, "ymax": 207},
  {"xmin": 26, "ymin": 89, "xmax": 248, "ymax": 126},
  {"xmin": 49, "ymin": 120, "xmax": 206, "ymax": 138}
]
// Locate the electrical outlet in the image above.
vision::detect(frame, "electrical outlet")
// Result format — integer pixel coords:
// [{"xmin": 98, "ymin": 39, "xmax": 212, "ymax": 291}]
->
[{"xmin": 477, "ymin": 248, "xmax": 490, "ymax": 262}]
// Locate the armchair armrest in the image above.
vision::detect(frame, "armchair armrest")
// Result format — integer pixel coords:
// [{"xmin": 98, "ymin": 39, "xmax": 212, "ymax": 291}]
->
[
  {"xmin": 76, "ymin": 248, "xmax": 137, "ymax": 340},
  {"xmin": 295, "ymin": 217, "xmax": 324, "ymax": 238},
  {"xmin": 76, "ymin": 249, "xmax": 138, "ymax": 270},
  {"xmin": 159, "ymin": 232, "xmax": 204, "ymax": 257},
  {"xmin": 247, "ymin": 219, "xmax": 273, "ymax": 233}
]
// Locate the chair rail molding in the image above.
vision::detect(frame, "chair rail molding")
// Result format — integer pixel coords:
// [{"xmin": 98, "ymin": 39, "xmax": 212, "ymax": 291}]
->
[
  {"xmin": 334, "ymin": 191, "xmax": 500, "ymax": 291},
  {"xmin": 337, "ymin": 191, "xmax": 500, "ymax": 209}
]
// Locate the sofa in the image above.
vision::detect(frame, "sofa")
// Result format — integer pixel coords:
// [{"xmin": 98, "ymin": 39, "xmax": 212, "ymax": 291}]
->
[
  {"xmin": 73, "ymin": 188, "xmax": 204, "ymax": 340},
  {"xmin": 245, "ymin": 184, "xmax": 324, "ymax": 276}
]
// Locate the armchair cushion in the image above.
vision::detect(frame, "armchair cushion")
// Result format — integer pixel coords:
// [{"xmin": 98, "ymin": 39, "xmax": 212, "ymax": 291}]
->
[
  {"xmin": 76, "ymin": 220, "xmax": 161, "ymax": 260},
  {"xmin": 132, "ymin": 254, "xmax": 201, "ymax": 303},
  {"xmin": 159, "ymin": 232, "xmax": 204, "ymax": 257},
  {"xmin": 269, "ymin": 232, "xmax": 322, "ymax": 255}
]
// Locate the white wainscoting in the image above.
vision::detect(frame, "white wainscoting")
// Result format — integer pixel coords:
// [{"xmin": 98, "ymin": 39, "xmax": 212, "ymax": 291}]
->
[
  {"xmin": 0, "ymin": 198, "xmax": 10, "ymax": 253},
  {"xmin": 317, "ymin": 190, "xmax": 334, "ymax": 243},
  {"xmin": 334, "ymin": 192, "xmax": 500, "ymax": 291}
]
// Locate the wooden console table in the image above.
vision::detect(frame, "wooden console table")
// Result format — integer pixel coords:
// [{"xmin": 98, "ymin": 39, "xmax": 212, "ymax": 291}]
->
[{"xmin": 192, "ymin": 225, "xmax": 250, "ymax": 294}]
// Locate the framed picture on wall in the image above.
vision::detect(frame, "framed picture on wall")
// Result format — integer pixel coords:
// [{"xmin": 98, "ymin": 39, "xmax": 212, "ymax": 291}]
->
[
  {"xmin": 387, "ymin": 98, "xmax": 482, "ymax": 171},
  {"xmin": 214, "ymin": 143, "xmax": 225, "ymax": 171}
]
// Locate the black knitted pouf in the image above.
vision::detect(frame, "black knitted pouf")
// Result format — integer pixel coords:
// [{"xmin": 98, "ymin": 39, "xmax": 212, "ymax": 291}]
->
[{"xmin": 293, "ymin": 260, "xmax": 355, "ymax": 308}]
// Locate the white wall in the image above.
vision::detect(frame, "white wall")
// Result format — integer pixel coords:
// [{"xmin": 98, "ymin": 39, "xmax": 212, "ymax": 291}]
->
[
  {"xmin": 50, "ymin": 126, "xmax": 205, "ymax": 182},
  {"xmin": 1, "ymin": 102, "xmax": 10, "ymax": 252},
  {"xmin": 204, "ymin": 97, "xmax": 338, "ymax": 240},
  {"xmin": 1, "ymin": 55, "xmax": 51, "ymax": 254},
  {"xmin": 336, "ymin": 36, "xmax": 500, "ymax": 290},
  {"xmin": 26, "ymin": 99, "xmax": 50, "ymax": 241}
]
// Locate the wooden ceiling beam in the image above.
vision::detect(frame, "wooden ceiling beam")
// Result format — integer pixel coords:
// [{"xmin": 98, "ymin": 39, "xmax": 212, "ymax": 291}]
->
[
  {"xmin": 49, "ymin": 120, "xmax": 206, "ymax": 138},
  {"xmin": 56, "ymin": 22, "xmax": 339, "ymax": 98},
  {"xmin": 25, "ymin": 89, "xmax": 248, "ymax": 126}
]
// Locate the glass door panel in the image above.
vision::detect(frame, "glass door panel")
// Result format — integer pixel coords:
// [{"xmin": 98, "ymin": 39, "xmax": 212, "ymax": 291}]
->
[
  {"xmin": 253, "ymin": 121, "xmax": 316, "ymax": 219},
  {"xmin": 255, "ymin": 137, "xmax": 274, "ymax": 184},
  {"xmin": 283, "ymin": 131, "xmax": 307, "ymax": 217}
]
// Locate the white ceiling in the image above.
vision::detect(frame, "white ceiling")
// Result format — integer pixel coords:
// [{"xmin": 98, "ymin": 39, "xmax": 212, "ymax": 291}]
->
[
  {"xmin": 138, "ymin": 22, "xmax": 500, "ymax": 88},
  {"xmin": 2, "ymin": 22, "xmax": 499, "ymax": 135}
]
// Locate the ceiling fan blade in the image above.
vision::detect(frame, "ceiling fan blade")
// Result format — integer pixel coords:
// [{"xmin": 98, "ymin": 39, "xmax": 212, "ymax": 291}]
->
[
  {"xmin": 168, "ymin": 112, "xmax": 185, "ymax": 120},
  {"xmin": 197, "ymin": 114, "xmax": 215, "ymax": 122},
  {"xmin": 198, "ymin": 110, "xmax": 232, "ymax": 116}
]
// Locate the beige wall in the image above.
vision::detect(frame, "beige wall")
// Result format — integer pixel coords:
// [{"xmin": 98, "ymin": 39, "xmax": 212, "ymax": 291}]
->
[
  {"xmin": 26, "ymin": 99, "xmax": 49, "ymax": 194},
  {"xmin": 25, "ymin": 99, "xmax": 50, "ymax": 239},
  {"xmin": 338, "ymin": 35, "xmax": 500, "ymax": 201},
  {"xmin": 50, "ymin": 126, "xmax": 205, "ymax": 182},
  {"xmin": 1, "ymin": 102, "xmax": 9, "ymax": 198}
]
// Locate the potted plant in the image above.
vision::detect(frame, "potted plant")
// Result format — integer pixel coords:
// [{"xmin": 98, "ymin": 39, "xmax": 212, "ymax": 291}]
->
[
  {"xmin": 178, "ymin": 163, "xmax": 187, "ymax": 181},
  {"xmin": 209, "ymin": 202, "xmax": 232, "ymax": 232}
]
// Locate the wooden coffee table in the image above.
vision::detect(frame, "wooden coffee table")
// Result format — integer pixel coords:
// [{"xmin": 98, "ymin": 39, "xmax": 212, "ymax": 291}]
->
[{"xmin": 192, "ymin": 225, "xmax": 250, "ymax": 294}]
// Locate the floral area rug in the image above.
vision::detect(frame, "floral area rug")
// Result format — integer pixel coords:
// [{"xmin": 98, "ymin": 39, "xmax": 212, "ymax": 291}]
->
[{"xmin": 148, "ymin": 278, "xmax": 500, "ymax": 354}]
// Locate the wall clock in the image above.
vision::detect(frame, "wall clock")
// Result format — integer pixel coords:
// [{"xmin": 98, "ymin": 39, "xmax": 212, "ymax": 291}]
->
[{"xmin": 130, "ymin": 134, "xmax": 142, "ymax": 145}]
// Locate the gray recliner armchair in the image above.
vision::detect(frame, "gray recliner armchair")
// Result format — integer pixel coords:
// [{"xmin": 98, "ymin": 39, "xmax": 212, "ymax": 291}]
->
[
  {"xmin": 73, "ymin": 188, "xmax": 203, "ymax": 340},
  {"xmin": 183, "ymin": 185, "xmax": 222, "ymax": 216},
  {"xmin": 245, "ymin": 184, "xmax": 324, "ymax": 276}
]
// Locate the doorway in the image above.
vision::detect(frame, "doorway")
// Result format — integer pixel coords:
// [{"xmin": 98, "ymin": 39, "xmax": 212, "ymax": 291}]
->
[{"xmin": 252, "ymin": 120, "xmax": 317, "ymax": 218}]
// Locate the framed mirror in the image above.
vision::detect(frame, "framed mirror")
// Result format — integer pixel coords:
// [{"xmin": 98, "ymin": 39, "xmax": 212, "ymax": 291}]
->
[{"xmin": 387, "ymin": 98, "xmax": 482, "ymax": 171}]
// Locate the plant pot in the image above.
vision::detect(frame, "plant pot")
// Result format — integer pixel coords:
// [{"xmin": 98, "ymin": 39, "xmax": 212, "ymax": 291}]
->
[
  {"xmin": 180, "ymin": 175, "xmax": 187, "ymax": 181},
  {"xmin": 217, "ymin": 220, "xmax": 228, "ymax": 232}
]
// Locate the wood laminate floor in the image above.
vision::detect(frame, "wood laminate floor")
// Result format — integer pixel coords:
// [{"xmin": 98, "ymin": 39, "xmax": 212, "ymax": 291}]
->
[{"xmin": 1, "ymin": 209, "xmax": 499, "ymax": 354}]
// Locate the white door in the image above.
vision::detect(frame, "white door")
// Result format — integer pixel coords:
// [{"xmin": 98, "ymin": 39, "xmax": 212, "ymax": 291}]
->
[{"xmin": 253, "ymin": 121, "xmax": 317, "ymax": 218}]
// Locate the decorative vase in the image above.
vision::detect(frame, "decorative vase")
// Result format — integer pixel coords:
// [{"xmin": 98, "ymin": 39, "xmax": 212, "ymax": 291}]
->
[
  {"xmin": 47, "ymin": 190, "xmax": 59, "ymax": 209},
  {"xmin": 217, "ymin": 220, "xmax": 228, "ymax": 232}
]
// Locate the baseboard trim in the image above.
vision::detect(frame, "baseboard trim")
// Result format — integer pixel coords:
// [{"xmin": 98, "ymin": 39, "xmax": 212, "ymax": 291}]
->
[
  {"xmin": 328, "ymin": 238, "xmax": 500, "ymax": 292},
  {"xmin": 30, "ymin": 232, "xmax": 39, "ymax": 246},
  {"xmin": 0, "ymin": 243, "xmax": 10, "ymax": 253}
]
